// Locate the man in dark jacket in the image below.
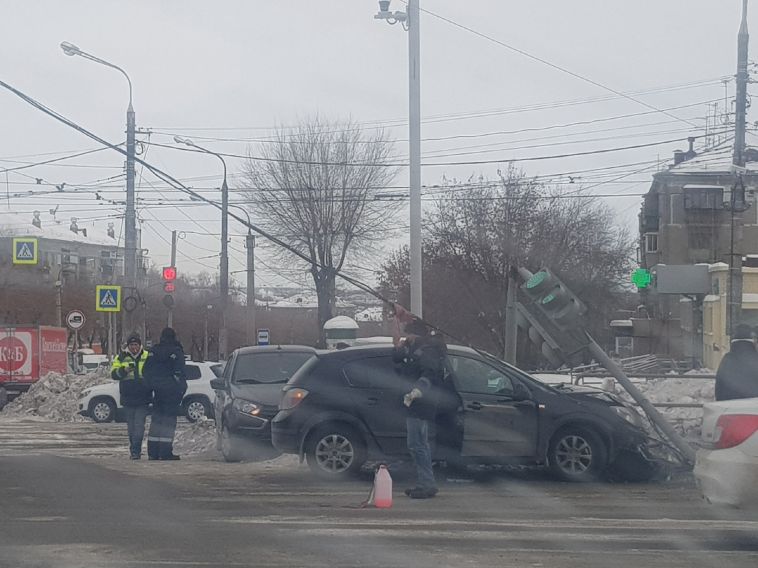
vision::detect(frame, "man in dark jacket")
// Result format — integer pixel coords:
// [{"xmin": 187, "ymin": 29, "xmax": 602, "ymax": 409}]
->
[
  {"xmin": 110, "ymin": 333, "xmax": 151, "ymax": 459},
  {"xmin": 715, "ymin": 323, "xmax": 758, "ymax": 401},
  {"xmin": 393, "ymin": 317, "xmax": 448, "ymax": 499},
  {"xmin": 144, "ymin": 327, "xmax": 187, "ymax": 460}
]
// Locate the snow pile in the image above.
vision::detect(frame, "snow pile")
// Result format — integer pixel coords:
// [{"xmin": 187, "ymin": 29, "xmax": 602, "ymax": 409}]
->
[
  {"xmin": 1, "ymin": 370, "xmax": 109, "ymax": 422},
  {"xmin": 173, "ymin": 416, "xmax": 217, "ymax": 456},
  {"xmin": 611, "ymin": 377, "xmax": 715, "ymax": 437}
]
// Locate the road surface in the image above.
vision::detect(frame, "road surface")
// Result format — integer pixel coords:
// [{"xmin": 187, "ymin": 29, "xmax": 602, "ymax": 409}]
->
[{"xmin": 1, "ymin": 418, "xmax": 757, "ymax": 568}]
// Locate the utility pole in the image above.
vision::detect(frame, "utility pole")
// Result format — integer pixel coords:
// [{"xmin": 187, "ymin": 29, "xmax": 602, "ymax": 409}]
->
[
  {"xmin": 167, "ymin": 230, "xmax": 177, "ymax": 327},
  {"xmin": 504, "ymin": 270, "xmax": 518, "ymax": 364},
  {"xmin": 219, "ymin": 175, "xmax": 229, "ymax": 359},
  {"xmin": 203, "ymin": 305, "xmax": 211, "ymax": 361},
  {"xmin": 55, "ymin": 268, "xmax": 63, "ymax": 328},
  {"xmin": 408, "ymin": 0, "xmax": 422, "ymax": 317},
  {"xmin": 246, "ymin": 234, "xmax": 256, "ymax": 345},
  {"xmin": 727, "ymin": 0, "xmax": 750, "ymax": 337},
  {"xmin": 173, "ymin": 136, "xmax": 228, "ymax": 359},
  {"xmin": 375, "ymin": 0, "xmax": 422, "ymax": 317},
  {"xmin": 125, "ymin": 100, "xmax": 137, "ymax": 335}
]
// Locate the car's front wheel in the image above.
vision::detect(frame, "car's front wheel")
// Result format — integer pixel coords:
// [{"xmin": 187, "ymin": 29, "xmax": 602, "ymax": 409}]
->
[
  {"xmin": 547, "ymin": 427, "xmax": 608, "ymax": 482},
  {"xmin": 89, "ymin": 397, "xmax": 116, "ymax": 423},
  {"xmin": 305, "ymin": 424, "xmax": 366, "ymax": 480},
  {"xmin": 220, "ymin": 423, "xmax": 245, "ymax": 462},
  {"xmin": 184, "ymin": 396, "xmax": 211, "ymax": 422}
]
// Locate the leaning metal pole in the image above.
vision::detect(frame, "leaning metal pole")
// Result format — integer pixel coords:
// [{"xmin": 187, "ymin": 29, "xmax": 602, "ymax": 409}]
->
[{"xmin": 587, "ymin": 337, "xmax": 696, "ymax": 465}]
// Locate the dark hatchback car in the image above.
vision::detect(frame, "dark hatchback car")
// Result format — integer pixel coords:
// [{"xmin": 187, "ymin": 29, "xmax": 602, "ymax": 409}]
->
[
  {"xmin": 272, "ymin": 345, "xmax": 656, "ymax": 482},
  {"xmin": 211, "ymin": 345, "xmax": 317, "ymax": 462}
]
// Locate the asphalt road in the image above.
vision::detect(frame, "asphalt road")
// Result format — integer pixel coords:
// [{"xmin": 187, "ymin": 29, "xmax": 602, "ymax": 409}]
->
[{"xmin": 2, "ymin": 419, "xmax": 758, "ymax": 568}]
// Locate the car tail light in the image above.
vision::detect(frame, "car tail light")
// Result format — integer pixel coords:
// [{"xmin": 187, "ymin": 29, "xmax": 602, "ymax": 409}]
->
[
  {"xmin": 715, "ymin": 414, "xmax": 758, "ymax": 449},
  {"xmin": 280, "ymin": 388, "xmax": 309, "ymax": 410}
]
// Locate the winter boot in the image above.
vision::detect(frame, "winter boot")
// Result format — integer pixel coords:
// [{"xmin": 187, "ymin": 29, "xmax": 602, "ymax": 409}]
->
[
  {"xmin": 147, "ymin": 440, "xmax": 160, "ymax": 460},
  {"xmin": 160, "ymin": 441, "xmax": 180, "ymax": 461}
]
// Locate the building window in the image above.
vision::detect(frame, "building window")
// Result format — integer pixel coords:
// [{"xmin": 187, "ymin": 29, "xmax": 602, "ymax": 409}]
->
[
  {"xmin": 645, "ymin": 233, "xmax": 659, "ymax": 253},
  {"xmin": 684, "ymin": 186, "xmax": 724, "ymax": 210}
]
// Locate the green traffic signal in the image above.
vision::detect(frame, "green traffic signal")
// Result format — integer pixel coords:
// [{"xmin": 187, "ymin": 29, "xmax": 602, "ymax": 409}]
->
[{"xmin": 631, "ymin": 268, "xmax": 652, "ymax": 289}]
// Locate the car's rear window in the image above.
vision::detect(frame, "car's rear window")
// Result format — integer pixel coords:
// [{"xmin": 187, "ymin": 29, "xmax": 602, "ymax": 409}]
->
[{"xmin": 232, "ymin": 352, "xmax": 314, "ymax": 384}]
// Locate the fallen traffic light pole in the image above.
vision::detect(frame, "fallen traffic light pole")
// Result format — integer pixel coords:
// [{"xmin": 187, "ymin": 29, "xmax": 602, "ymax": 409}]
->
[{"xmin": 516, "ymin": 267, "xmax": 696, "ymax": 467}]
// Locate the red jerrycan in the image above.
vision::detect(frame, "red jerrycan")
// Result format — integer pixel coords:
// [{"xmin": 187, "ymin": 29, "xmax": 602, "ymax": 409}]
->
[{"xmin": 373, "ymin": 464, "xmax": 393, "ymax": 508}]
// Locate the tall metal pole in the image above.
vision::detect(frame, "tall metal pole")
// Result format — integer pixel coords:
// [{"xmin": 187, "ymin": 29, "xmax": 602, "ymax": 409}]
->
[
  {"xmin": 504, "ymin": 272, "xmax": 518, "ymax": 364},
  {"xmin": 408, "ymin": 0, "xmax": 423, "ymax": 317},
  {"xmin": 125, "ymin": 103, "xmax": 137, "ymax": 335},
  {"xmin": 246, "ymin": 233, "xmax": 256, "ymax": 346},
  {"xmin": 203, "ymin": 306, "xmax": 210, "ymax": 361},
  {"xmin": 167, "ymin": 230, "xmax": 177, "ymax": 328},
  {"xmin": 55, "ymin": 268, "xmax": 63, "ymax": 328},
  {"xmin": 174, "ymin": 137, "xmax": 229, "ymax": 359},
  {"xmin": 727, "ymin": 0, "xmax": 750, "ymax": 337},
  {"xmin": 219, "ymin": 176, "xmax": 229, "ymax": 359}
]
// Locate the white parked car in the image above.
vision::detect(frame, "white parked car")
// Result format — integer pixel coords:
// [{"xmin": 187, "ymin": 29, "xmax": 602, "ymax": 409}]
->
[
  {"xmin": 694, "ymin": 397, "xmax": 758, "ymax": 509},
  {"xmin": 78, "ymin": 361, "xmax": 223, "ymax": 424}
]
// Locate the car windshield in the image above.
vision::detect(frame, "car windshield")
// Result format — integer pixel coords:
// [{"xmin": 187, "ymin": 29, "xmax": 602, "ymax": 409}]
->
[{"xmin": 232, "ymin": 352, "xmax": 313, "ymax": 384}]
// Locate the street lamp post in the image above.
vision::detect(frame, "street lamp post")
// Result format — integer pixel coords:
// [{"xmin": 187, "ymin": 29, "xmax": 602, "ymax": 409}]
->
[
  {"xmin": 375, "ymin": 0, "xmax": 423, "ymax": 317},
  {"xmin": 60, "ymin": 41, "xmax": 138, "ymax": 334},
  {"xmin": 174, "ymin": 137, "xmax": 230, "ymax": 359},
  {"xmin": 227, "ymin": 204, "xmax": 256, "ymax": 347}
]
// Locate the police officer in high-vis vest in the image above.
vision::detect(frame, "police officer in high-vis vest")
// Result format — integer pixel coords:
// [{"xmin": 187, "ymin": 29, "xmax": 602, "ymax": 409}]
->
[{"xmin": 111, "ymin": 333, "xmax": 151, "ymax": 459}]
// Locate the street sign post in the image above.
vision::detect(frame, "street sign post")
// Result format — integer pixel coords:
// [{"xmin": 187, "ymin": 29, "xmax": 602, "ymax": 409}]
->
[
  {"xmin": 96, "ymin": 285, "xmax": 122, "ymax": 312},
  {"xmin": 65, "ymin": 310, "xmax": 86, "ymax": 330},
  {"xmin": 12, "ymin": 238, "xmax": 38, "ymax": 265},
  {"xmin": 257, "ymin": 328, "xmax": 270, "ymax": 346}
]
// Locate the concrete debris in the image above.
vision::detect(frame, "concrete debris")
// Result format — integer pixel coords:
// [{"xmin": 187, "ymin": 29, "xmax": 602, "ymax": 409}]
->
[{"xmin": 2, "ymin": 370, "xmax": 110, "ymax": 422}]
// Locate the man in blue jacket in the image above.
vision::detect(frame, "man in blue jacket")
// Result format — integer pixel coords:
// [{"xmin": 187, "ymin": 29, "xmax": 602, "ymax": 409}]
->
[{"xmin": 144, "ymin": 327, "xmax": 187, "ymax": 460}]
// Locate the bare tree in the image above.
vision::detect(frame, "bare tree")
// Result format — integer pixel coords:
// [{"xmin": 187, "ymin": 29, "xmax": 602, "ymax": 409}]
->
[
  {"xmin": 240, "ymin": 118, "xmax": 399, "ymax": 344},
  {"xmin": 379, "ymin": 166, "xmax": 635, "ymax": 364}
]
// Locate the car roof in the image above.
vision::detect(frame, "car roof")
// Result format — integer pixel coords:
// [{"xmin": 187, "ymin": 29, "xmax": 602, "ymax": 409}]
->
[
  {"xmin": 313, "ymin": 343, "xmax": 482, "ymax": 361},
  {"xmin": 230, "ymin": 345, "xmax": 319, "ymax": 356}
]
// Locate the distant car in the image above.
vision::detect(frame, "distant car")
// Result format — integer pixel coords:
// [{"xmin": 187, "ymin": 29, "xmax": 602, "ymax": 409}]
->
[
  {"xmin": 272, "ymin": 345, "xmax": 657, "ymax": 482},
  {"xmin": 211, "ymin": 345, "xmax": 317, "ymax": 462},
  {"xmin": 694, "ymin": 397, "xmax": 758, "ymax": 508},
  {"xmin": 77, "ymin": 361, "xmax": 222, "ymax": 423}
]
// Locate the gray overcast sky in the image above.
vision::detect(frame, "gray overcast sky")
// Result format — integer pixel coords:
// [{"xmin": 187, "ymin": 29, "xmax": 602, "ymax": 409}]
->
[{"xmin": 0, "ymin": 1, "xmax": 751, "ymax": 290}]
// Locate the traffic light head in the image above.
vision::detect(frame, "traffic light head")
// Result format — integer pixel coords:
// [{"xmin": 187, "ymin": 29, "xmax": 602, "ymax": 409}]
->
[
  {"xmin": 162, "ymin": 266, "xmax": 177, "ymax": 281},
  {"xmin": 521, "ymin": 269, "xmax": 587, "ymax": 331}
]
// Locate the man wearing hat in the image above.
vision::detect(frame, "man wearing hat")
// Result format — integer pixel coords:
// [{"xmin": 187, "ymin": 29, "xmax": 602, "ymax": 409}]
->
[
  {"xmin": 715, "ymin": 323, "xmax": 758, "ymax": 401},
  {"xmin": 111, "ymin": 333, "xmax": 151, "ymax": 459},
  {"xmin": 393, "ymin": 313, "xmax": 449, "ymax": 499}
]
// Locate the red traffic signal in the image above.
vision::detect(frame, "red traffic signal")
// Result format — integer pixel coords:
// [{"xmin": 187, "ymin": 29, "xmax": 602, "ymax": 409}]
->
[
  {"xmin": 163, "ymin": 282, "xmax": 176, "ymax": 293},
  {"xmin": 162, "ymin": 266, "xmax": 177, "ymax": 281}
]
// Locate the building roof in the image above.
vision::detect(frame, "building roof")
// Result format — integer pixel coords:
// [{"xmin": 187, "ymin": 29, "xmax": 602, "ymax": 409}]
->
[
  {"xmin": 0, "ymin": 211, "xmax": 121, "ymax": 248},
  {"xmin": 661, "ymin": 146, "xmax": 758, "ymax": 176}
]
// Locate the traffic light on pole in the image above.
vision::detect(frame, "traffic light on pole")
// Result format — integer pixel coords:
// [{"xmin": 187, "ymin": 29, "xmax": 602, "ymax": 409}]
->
[
  {"xmin": 162, "ymin": 266, "xmax": 177, "ymax": 293},
  {"xmin": 522, "ymin": 269, "xmax": 587, "ymax": 331},
  {"xmin": 514, "ymin": 268, "xmax": 590, "ymax": 368}
]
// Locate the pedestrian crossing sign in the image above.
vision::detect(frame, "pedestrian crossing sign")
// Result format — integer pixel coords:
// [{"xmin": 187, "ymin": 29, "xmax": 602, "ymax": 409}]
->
[
  {"xmin": 12, "ymin": 238, "xmax": 38, "ymax": 265},
  {"xmin": 96, "ymin": 285, "xmax": 122, "ymax": 312}
]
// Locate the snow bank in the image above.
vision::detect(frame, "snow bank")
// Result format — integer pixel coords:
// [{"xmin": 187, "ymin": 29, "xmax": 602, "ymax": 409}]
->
[
  {"xmin": 1, "ymin": 370, "xmax": 110, "ymax": 422},
  {"xmin": 173, "ymin": 416, "xmax": 217, "ymax": 456}
]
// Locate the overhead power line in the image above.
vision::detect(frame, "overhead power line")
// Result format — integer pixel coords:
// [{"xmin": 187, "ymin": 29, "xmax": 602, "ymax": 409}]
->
[{"xmin": 416, "ymin": 3, "xmax": 700, "ymax": 128}]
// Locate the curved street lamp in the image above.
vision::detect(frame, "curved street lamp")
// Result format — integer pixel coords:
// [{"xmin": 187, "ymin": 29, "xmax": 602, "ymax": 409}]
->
[
  {"xmin": 174, "ymin": 136, "xmax": 231, "ymax": 358},
  {"xmin": 60, "ymin": 41, "xmax": 138, "ymax": 336}
]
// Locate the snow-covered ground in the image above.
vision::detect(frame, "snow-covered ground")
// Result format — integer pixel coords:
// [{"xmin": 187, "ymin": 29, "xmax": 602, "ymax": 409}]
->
[{"xmin": 533, "ymin": 371, "xmax": 716, "ymax": 437}]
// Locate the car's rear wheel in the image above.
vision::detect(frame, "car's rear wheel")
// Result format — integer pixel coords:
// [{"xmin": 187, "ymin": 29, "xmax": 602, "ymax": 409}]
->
[
  {"xmin": 184, "ymin": 397, "xmax": 211, "ymax": 422},
  {"xmin": 548, "ymin": 427, "xmax": 607, "ymax": 482},
  {"xmin": 306, "ymin": 424, "xmax": 366, "ymax": 480},
  {"xmin": 89, "ymin": 397, "xmax": 116, "ymax": 423}
]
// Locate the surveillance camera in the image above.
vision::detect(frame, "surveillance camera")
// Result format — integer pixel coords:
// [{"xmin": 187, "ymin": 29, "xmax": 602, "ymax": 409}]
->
[{"xmin": 378, "ymin": 1, "xmax": 391, "ymax": 13}]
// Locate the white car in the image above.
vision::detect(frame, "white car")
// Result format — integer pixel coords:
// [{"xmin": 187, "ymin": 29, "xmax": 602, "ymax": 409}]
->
[
  {"xmin": 694, "ymin": 397, "xmax": 758, "ymax": 509},
  {"xmin": 78, "ymin": 361, "xmax": 223, "ymax": 424}
]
